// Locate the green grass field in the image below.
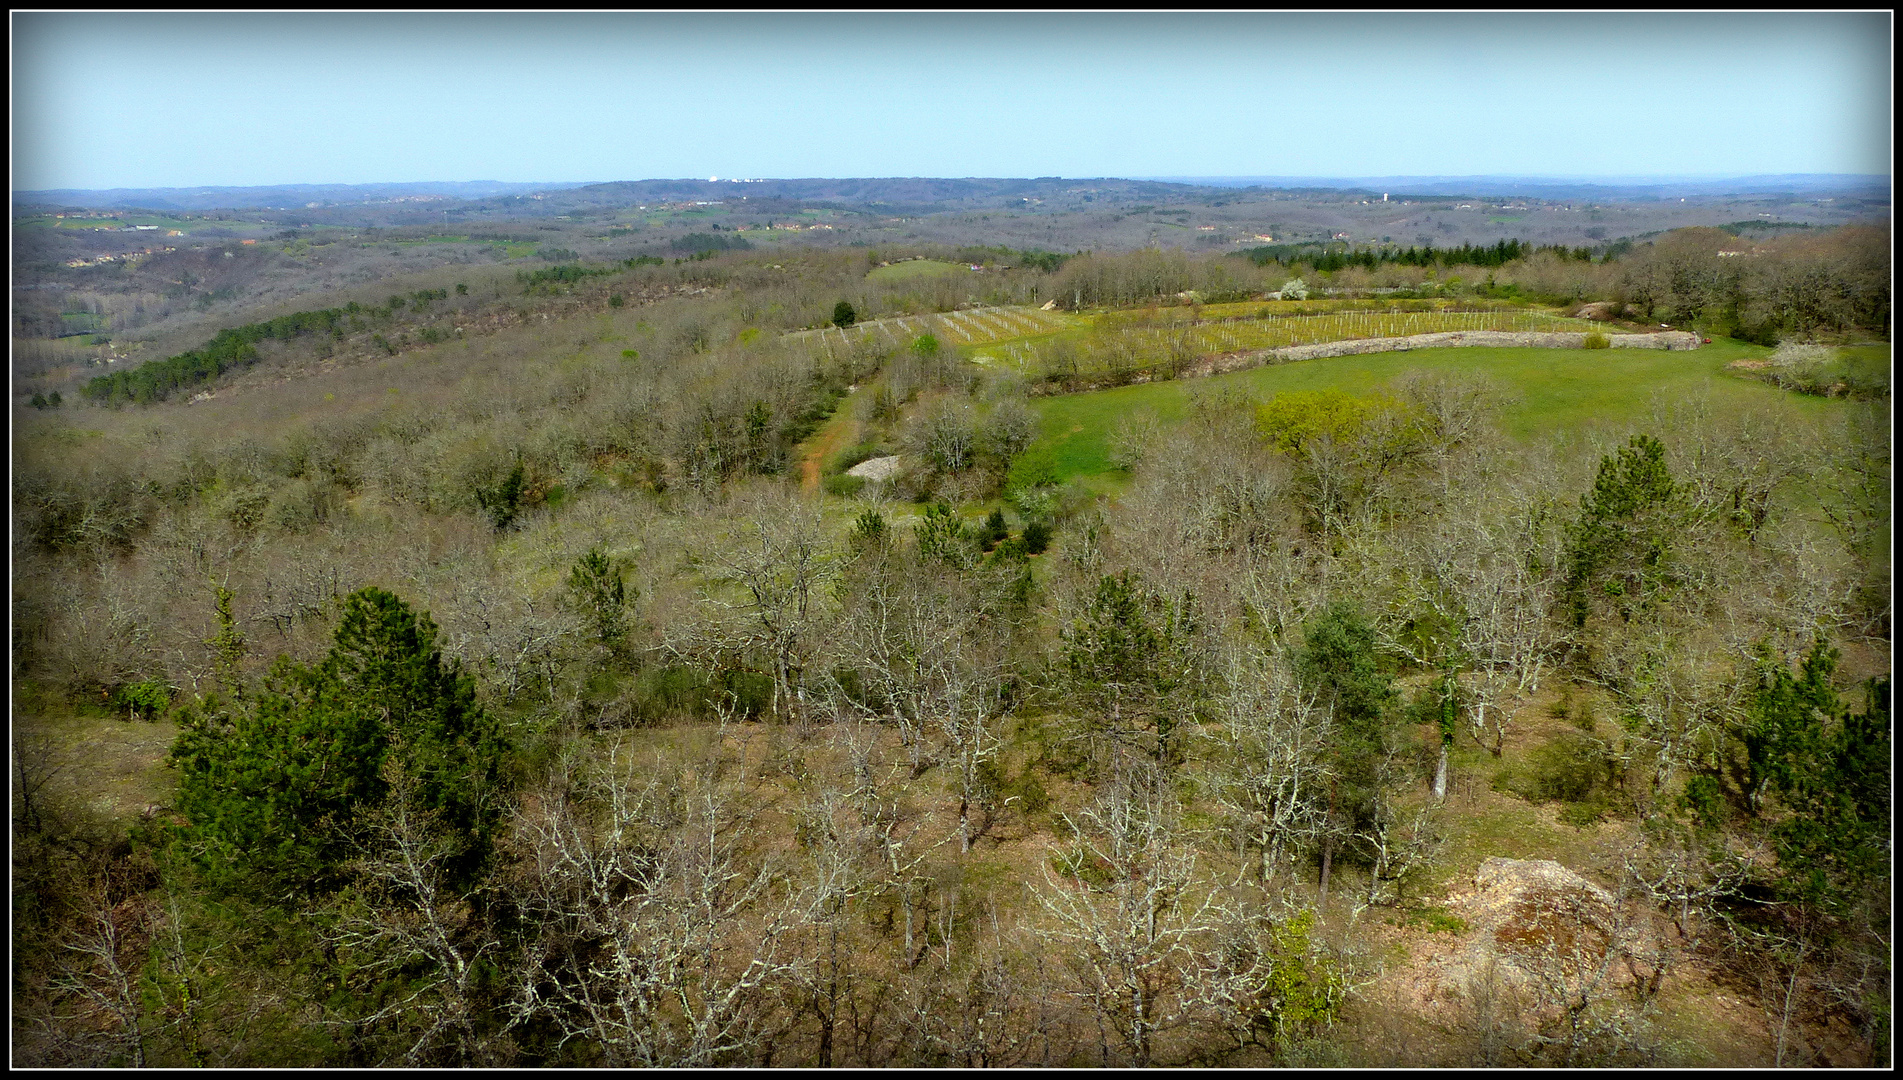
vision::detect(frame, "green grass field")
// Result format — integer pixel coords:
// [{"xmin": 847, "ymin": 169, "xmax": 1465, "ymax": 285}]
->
[
  {"xmin": 1014, "ymin": 338, "xmax": 1849, "ymax": 489},
  {"xmin": 866, "ymin": 258, "xmax": 971, "ymax": 283},
  {"xmin": 992, "ymin": 309, "xmax": 1618, "ymax": 383}
]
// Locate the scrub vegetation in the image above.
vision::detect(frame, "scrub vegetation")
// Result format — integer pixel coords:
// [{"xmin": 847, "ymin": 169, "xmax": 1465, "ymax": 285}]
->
[{"xmin": 10, "ymin": 182, "xmax": 1891, "ymax": 1067}]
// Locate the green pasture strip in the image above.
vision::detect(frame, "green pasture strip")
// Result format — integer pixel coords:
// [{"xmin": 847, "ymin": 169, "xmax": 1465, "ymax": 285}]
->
[{"xmin": 1019, "ymin": 339, "xmax": 1836, "ymax": 488}]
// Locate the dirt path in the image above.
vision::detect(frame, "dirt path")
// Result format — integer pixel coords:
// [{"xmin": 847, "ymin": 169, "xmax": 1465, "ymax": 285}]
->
[{"xmin": 799, "ymin": 388, "xmax": 858, "ymax": 492}]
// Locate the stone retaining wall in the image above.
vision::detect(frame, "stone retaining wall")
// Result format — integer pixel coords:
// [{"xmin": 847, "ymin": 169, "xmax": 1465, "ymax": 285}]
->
[{"xmin": 1195, "ymin": 330, "xmax": 1702, "ymax": 378}]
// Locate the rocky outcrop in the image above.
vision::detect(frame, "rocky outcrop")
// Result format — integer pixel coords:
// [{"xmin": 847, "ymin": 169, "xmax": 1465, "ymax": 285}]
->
[
  {"xmin": 845, "ymin": 455, "xmax": 905, "ymax": 486},
  {"xmin": 1436, "ymin": 857, "xmax": 1663, "ymax": 998}
]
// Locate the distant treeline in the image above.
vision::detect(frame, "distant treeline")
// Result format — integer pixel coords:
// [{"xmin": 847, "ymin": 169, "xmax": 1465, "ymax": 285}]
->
[
  {"xmin": 1013, "ymin": 249, "xmax": 1071, "ymax": 272},
  {"xmin": 520, "ymin": 256, "xmax": 666, "ymax": 290},
  {"xmin": 672, "ymin": 232, "xmax": 753, "ymax": 254},
  {"xmin": 80, "ymin": 289, "xmax": 453, "ymax": 405},
  {"xmin": 1238, "ymin": 239, "xmax": 1598, "ymax": 272}
]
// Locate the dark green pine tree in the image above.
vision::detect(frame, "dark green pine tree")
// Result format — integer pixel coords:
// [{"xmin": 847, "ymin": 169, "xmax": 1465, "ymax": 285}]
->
[
  {"xmin": 1295, "ymin": 602, "xmax": 1398, "ymax": 904},
  {"xmin": 1745, "ymin": 641, "xmax": 1892, "ymax": 917},
  {"xmin": 567, "ymin": 545, "xmax": 630, "ymax": 648},
  {"xmin": 1063, "ymin": 571, "xmax": 1204, "ymax": 766},
  {"xmin": 170, "ymin": 587, "xmax": 508, "ymax": 897},
  {"xmin": 1563, "ymin": 433, "xmax": 1684, "ymax": 627}
]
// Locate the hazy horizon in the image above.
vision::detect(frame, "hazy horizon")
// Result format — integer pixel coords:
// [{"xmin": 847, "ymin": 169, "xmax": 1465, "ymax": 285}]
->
[
  {"xmin": 17, "ymin": 172, "xmax": 1891, "ymax": 202},
  {"xmin": 12, "ymin": 13, "xmax": 1891, "ymax": 192}
]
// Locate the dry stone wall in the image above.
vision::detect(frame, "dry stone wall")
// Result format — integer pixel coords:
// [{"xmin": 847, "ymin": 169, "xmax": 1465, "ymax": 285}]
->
[{"xmin": 1195, "ymin": 330, "xmax": 1702, "ymax": 378}]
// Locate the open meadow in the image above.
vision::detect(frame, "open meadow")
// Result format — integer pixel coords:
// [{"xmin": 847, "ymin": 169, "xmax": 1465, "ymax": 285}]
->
[{"xmin": 1014, "ymin": 337, "xmax": 1860, "ymax": 488}]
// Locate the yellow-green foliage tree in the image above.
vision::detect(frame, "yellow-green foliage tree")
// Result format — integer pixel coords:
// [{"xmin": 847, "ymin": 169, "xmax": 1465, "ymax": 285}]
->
[{"xmin": 1254, "ymin": 390, "xmax": 1416, "ymax": 457}]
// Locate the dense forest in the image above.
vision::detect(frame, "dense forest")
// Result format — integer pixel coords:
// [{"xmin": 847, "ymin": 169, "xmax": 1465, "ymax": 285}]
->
[{"xmin": 11, "ymin": 213, "xmax": 1892, "ymax": 1066}]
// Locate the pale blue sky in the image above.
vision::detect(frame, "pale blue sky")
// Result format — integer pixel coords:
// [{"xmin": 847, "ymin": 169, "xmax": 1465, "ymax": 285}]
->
[{"xmin": 11, "ymin": 12, "xmax": 1892, "ymax": 191}]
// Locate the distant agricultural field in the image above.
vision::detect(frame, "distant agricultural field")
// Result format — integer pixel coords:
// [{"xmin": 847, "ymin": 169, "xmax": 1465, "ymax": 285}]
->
[
  {"xmin": 17, "ymin": 213, "xmax": 196, "ymax": 232},
  {"xmin": 1010, "ymin": 338, "xmax": 1846, "ymax": 490},
  {"xmin": 996, "ymin": 309, "xmax": 1619, "ymax": 384},
  {"xmin": 788, "ymin": 304, "xmax": 1073, "ymax": 354},
  {"xmin": 1186, "ymin": 297, "xmax": 1505, "ymax": 320}
]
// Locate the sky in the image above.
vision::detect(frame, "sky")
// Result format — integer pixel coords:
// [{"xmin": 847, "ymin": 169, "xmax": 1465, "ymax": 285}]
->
[{"xmin": 11, "ymin": 12, "xmax": 1893, "ymax": 191}]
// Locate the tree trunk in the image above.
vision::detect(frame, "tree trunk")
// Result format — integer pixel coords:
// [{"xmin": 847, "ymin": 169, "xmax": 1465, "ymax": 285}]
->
[
  {"xmin": 1433, "ymin": 739, "xmax": 1449, "ymax": 800},
  {"xmin": 1319, "ymin": 836, "xmax": 1334, "ymax": 911},
  {"xmin": 958, "ymin": 793, "xmax": 971, "ymax": 855},
  {"xmin": 1479, "ymin": 699, "xmax": 1502, "ymax": 757},
  {"xmin": 902, "ymin": 886, "xmax": 917, "ymax": 967}
]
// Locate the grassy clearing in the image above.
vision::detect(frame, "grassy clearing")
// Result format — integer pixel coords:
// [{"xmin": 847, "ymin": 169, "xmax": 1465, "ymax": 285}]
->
[
  {"xmin": 15, "ymin": 703, "xmax": 180, "ymax": 826},
  {"xmin": 1017, "ymin": 338, "xmax": 1844, "ymax": 489},
  {"xmin": 866, "ymin": 258, "xmax": 970, "ymax": 283}
]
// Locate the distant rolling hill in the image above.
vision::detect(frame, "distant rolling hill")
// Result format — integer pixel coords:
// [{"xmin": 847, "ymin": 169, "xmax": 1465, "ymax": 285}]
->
[
  {"xmin": 15, "ymin": 180, "xmax": 599, "ymax": 212},
  {"xmin": 1138, "ymin": 174, "xmax": 1892, "ymax": 201}
]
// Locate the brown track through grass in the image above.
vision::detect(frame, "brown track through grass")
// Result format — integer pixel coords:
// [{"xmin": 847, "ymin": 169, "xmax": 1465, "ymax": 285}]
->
[{"xmin": 799, "ymin": 390, "xmax": 858, "ymax": 492}]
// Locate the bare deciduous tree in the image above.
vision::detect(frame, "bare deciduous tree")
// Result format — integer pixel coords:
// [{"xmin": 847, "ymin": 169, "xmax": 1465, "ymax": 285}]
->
[
  {"xmin": 503, "ymin": 741, "xmax": 795, "ymax": 1066},
  {"xmin": 1033, "ymin": 767, "xmax": 1219, "ymax": 1066},
  {"xmin": 699, "ymin": 494, "xmax": 837, "ymax": 723},
  {"xmin": 1209, "ymin": 644, "xmax": 1330, "ymax": 887},
  {"xmin": 322, "ymin": 761, "xmax": 508, "ymax": 1065}
]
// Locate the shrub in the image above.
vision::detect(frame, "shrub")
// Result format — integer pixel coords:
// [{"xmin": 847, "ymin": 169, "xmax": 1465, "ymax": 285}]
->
[
  {"xmin": 631, "ymin": 664, "xmax": 712, "ymax": 721},
  {"xmin": 1023, "ymin": 518, "xmax": 1053, "ymax": 554},
  {"xmin": 1495, "ymin": 732, "xmax": 1613, "ymax": 809},
  {"xmin": 716, "ymin": 668, "xmax": 774, "ymax": 718},
  {"xmin": 990, "ymin": 535, "xmax": 1030, "ymax": 563},
  {"xmin": 1770, "ymin": 342, "xmax": 1833, "ymax": 368},
  {"xmin": 978, "ymin": 507, "xmax": 1010, "ymax": 550},
  {"xmin": 823, "ymin": 473, "xmax": 867, "ymax": 497},
  {"xmin": 1390, "ymin": 905, "xmax": 1469, "ymax": 935},
  {"xmin": 474, "ymin": 461, "xmax": 527, "ymax": 530},
  {"xmin": 115, "ymin": 677, "xmax": 172, "ymax": 721},
  {"xmin": 826, "ymin": 440, "xmax": 885, "ymax": 476},
  {"xmin": 850, "ymin": 507, "xmax": 888, "ymax": 549},
  {"xmin": 1582, "ymin": 331, "xmax": 1611, "ymax": 349},
  {"xmin": 264, "ymin": 477, "xmax": 337, "ymax": 533},
  {"xmin": 915, "ymin": 501, "xmax": 970, "ymax": 563},
  {"xmin": 1559, "ymin": 801, "xmax": 1607, "ymax": 828},
  {"xmin": 567, "ymin": 546, "xmax": 630, "ymax": 648}
]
